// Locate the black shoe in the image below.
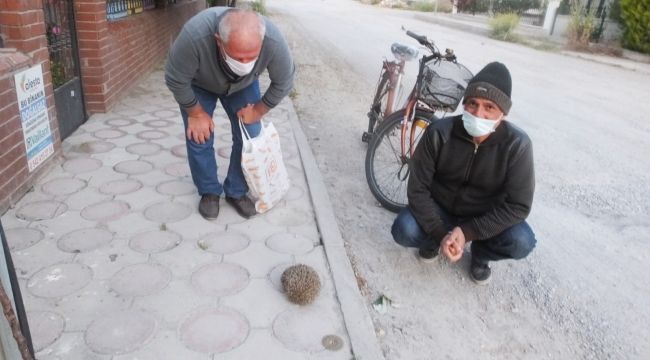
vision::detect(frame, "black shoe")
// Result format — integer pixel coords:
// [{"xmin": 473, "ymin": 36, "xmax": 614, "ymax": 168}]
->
[
  {"xmin": 418, "ymin": 247, "xmax": 439, "ymax": 263},
  {"xmin": 470, "ymin": 258, "xmax": 491, "ymax": 285},
  {"xmin": 198, "ymin": 194, "xmax": 220, "ymax": 220},
  {"xmin": 225, "ymin": 196, "xmax": 257, "ymax": 219}
]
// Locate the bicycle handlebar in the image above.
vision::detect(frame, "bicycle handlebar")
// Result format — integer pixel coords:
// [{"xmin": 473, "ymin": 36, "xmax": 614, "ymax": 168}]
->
[
  {"xmin": 406, "ymin": 30, "xmax": 428, "ymax": 46},
  {"xmin": 405, "ymin": 28, "xmax": 457, "ymax": 62}
]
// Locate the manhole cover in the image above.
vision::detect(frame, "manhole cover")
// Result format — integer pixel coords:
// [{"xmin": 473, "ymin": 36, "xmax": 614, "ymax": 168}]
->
[{"xmin": 322, "ymin": 335, "xmax": 344, "ymax": 351}]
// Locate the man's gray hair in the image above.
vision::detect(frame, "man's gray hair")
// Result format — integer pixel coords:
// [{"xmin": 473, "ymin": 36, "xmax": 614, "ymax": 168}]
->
[{"xmin": 219, "ymin": 9, "xmax": 266, "ymax": 44}]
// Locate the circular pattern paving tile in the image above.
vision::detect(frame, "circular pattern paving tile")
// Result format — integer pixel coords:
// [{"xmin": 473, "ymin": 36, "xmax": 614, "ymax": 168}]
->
[
  {"xmin": 27, "ymin": 263, "xmax": 93, "ymax": 298},
  {"xmin": 42, "ymin": 178, "xmax": 87, "ymax": 196},
  {"xmin": 136, "ymin": 130, "xmax": 168, "ymax": 140},
  {"xmin": 129, "ymin": 230, "xmax": 182, "ymax": 254},
  {"xmin": 93, "ymin": 129, "xmax": 127, "ymax": 140},
  {"xmin": 125, "ymin": 142, "xmax": 162, "ymax": 156},
  {"xmin": 5, "ymin": 227, "xmax": 44, "ymax": 251},
  {"xmin": 285, "ymin": 164, "xmax": 303, "ymax": 180},
  {"xmin": 191, "ymin": 263, "xmax": 249, "ymax": 296},
  {"xmin": 151, "ymin": 109, "xmax": 178, "ymax": 119},
  {"xmin": 114, "ymin": 160, "xmax": 154, "ymax": 175},
  {"xmin": 110, "ymin": 263, "xmax": 171, "ymax": 297},
  {"xmin": 58, "ymin": 228, "xmax": 113, "ymax": 253},
  {"xmin": 143, "ymin": 202, "xmax": 192, "ymax": 223},
  {"xmin": 171, "ymin": 144, "xmax": 187, "ymax": 158},
  {"xmin": 114, "ymin": 108, "xmax": 145, "ymax": 117},
  {"xmin": 105, "ymin": 118, "xmax": 135, "ymax": 127},
  {"xmin": 73, "ymin": 141, "xmax": 115, "ymax": 154},
  {"xmin": 266, "ymin": 233, "xmax": 314, "ymax": 255},
  {"xmin": 156, "ymin": 180, "xmax": 195, "ymax": 196},
  {"xmin": 164, "ymin": 162, "xmax": 191, "ymax": 177},
  {"xmin": 62, "ymin": 158, "xmax": 102, "ymax": 174},
  {"xmin": 197, "ymin": 231, "xmax": 250, "ymax": 255},
  {"xmin": 264, "ymin": 207, "xmax": 311, "ymax": 227},
  {"xmin": 179, "ymin": 307, "xmax": 249, "ymax": 354},
  {"xmin": 28, "ymin": 311, "xmax": 65, "ymax": 352},
  {"xmin": 216, "ymin": 146, "xmax": 231, "ymax": 159},
  {"xmin": 285, "ymin": 184, "xmax": 305, "ymax": 201},
  {"xmin": 16, "ymin": 201, "xmax": 67, "ymax": 221},
  {"xmin": 80, "ymin": 200, "xmax": 130, "ymax": 222},
  {"xmin": 144, "ymin": 119, "xmax": 175, "ymax": 128},
  {"xmin": 99, "ymin": 179, "xmax": 143, "ymax": 195},
  {"xmin": 268, "ymin": 263, "xmax": 293, "ymax": 292},
  {"xmin": 218, "ymin": 133, "xmax": 233, "ymax": 144},
  {"xmin": 85, "ymin": 311, "xmax": 156, "ymax": 355},
  {"xmin": 273, "ymin": 307, "xmax": 342, "ymax": 353}
]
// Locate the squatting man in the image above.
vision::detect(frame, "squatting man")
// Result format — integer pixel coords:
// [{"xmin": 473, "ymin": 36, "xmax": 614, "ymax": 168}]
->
[
  {"xmin": 165, "ymin": 7, "xmax": 294, "ymax": 220},
  {"xmin": 391, "ymin": 62, "xmax": 537, "ymax": 285}
]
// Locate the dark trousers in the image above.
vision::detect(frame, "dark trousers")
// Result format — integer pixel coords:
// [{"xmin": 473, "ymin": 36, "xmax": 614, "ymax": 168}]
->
[
  {"xmin": 180, "ymin": 81, "xmax": 262, "ymax": 197},
  {"xmin": 391, "ymin": 205, "xmax": 536, "ymax": 263}
]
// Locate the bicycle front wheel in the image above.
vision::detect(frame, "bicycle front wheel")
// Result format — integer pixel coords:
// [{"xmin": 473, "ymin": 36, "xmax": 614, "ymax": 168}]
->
[{"xmin": 365, "ymin": 109, "xmax": 437, "ymax": 212}]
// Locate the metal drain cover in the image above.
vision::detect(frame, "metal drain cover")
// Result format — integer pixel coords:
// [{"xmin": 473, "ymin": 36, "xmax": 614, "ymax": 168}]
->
[{"xmin": 322, "ymin": 334, "xmax": 344, "ymax": 351}]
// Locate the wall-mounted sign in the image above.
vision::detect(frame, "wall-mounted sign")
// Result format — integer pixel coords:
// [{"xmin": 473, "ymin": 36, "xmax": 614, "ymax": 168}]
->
[{"xmin": 14, "ymin": 65, "xmax": 54, "ymax": 172}]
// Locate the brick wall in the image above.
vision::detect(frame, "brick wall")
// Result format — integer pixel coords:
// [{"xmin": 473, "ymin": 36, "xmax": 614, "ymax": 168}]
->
[
  {"xmin": 0, "ymin": 0, "xmax": 62, "ymax": 214},
  {"xmin": 0, "ymin": 0, "xmax": 203, "ymax": 213},
  {"xmin": 75, "ymin": 0, "xmax": 205, "ymax": 114}
]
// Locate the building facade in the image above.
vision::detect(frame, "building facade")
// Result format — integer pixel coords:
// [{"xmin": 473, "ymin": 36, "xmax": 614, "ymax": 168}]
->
[{"xmin": 0, "ymin": 0, "xmax": 204, "ymax": 213}]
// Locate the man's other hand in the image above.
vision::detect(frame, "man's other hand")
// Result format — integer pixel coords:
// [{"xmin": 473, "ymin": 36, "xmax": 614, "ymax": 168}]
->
[
  {"xmin": 441, "ymin": 227, "xmax": 466, "ymax": 262},
  {"xmin": 237, "ymin": 102, "xmax": 269, "ymax": 124},
  {"xmin": 186, "ymin": 105, "xmax": 214, "ymax": 144}
]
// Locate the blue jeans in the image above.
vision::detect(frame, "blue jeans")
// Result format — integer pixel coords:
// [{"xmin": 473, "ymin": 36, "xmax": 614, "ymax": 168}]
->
[
  {"xmin": 180, "ymin": 81, "xmax": 262, "ymax": 197},
  {"xmin": 391, "ymin": 206, "xmax": 536, "ymax": 263}
]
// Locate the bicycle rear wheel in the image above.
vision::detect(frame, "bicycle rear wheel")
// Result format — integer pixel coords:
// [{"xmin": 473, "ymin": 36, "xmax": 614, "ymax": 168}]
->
[{"xmin": 365, "ymin": 109, "xmax": 436, "ymax": 212}]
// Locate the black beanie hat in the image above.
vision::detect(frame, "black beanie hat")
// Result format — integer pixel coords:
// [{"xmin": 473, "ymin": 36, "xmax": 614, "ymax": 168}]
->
[{"xmin": 463, "ymin": 62, "xmax": 512, "ymax": 114}]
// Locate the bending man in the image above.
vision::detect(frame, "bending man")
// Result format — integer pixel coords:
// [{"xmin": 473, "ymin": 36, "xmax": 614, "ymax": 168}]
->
[{"xmin": 165, "ymin": 7, "xmax": 294, "ymax": 220}]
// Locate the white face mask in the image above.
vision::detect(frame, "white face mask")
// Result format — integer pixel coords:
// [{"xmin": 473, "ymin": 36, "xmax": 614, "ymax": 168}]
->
[
  {"xmin": 462, "ymin": 111, "xmax": 500, "ymax": 137},
  {"xmin": 222, "ymin": 49, "xmax": 257, "ymax": 76}
]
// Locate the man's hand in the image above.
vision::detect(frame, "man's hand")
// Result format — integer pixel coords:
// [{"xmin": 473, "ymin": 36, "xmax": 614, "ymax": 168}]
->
[
  {"xmin": 237, "ymin": 102, "xmax": 269, "ymax": 124},
  {"xmin": 441, "ymin": 226, "xmax": 466, "ymax": 262},
  {"xmin": 186, "ymin": 105, "xmax": 214, "ymax": 144}
]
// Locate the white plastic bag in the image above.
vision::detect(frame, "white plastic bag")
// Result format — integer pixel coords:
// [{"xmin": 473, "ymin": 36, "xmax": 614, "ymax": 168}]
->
[{"xmin": 239, "ymin": 119, "xmax": 290, "ymax": 213}]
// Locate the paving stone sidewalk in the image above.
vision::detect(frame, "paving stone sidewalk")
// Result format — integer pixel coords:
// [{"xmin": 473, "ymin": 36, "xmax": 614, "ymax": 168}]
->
[{"xmin": 1, "ymin": 69, "xmax": 365, "ymax": 359}]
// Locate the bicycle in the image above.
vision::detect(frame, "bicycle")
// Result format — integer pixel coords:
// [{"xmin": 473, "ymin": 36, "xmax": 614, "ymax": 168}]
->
[
  {"xmin": 365, "ymin": 29, "xmax": 473, "ymax": 213},
  {"xmin": 361, "ymin": 42, "xmax": 419, "ymax": 143}
]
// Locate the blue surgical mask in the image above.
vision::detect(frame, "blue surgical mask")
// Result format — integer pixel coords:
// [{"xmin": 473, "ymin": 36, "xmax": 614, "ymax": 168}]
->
[{"xmin": 462, "ymin": 111, "xmax": 499, "ymax": 137}]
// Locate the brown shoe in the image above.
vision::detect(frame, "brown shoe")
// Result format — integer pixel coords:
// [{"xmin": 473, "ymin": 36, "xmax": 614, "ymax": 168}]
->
[
  {"xmin": 225, "ymin": 196, "xmax": 256, "ymax": 219},
  {"xmin": 198, "ymin": 194, "xmax": 220, "ymax": 220}
]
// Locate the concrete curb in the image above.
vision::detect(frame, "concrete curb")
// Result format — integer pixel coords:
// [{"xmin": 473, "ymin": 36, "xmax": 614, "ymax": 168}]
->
[{"xmin": 284, "ymin": 101, "xmax": 385, "ymax": 360}]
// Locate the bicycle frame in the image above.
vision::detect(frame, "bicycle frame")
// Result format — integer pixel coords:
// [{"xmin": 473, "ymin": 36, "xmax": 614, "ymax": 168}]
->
[
  {"xmin": 400, "ymin": 53, "xmax": 440, "ymax": 159},
  {"xmin": 382, "ymin": 59, "xmax": 405, "ymax": 117}
]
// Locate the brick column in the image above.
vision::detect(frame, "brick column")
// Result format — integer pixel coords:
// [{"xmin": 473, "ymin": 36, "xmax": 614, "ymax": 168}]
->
[{"xmin": 74, "ymin": 0, "xmax": 111, "ymax": 113}]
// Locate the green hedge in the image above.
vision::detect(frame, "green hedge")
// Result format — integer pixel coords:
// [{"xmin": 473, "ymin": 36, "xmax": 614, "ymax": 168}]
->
[
  {"xmin": 620, "ymin": 0, "xmax": 650, "ymax": 53},
  {"xmin": 458, "ymin": 0, "xmax": 543, "ymax": 14}
]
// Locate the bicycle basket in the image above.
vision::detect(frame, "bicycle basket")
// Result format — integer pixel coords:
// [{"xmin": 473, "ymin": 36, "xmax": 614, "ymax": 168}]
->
[{"xmin": 417, "ymin": 60, "xmax": 473, "ymax": 111}]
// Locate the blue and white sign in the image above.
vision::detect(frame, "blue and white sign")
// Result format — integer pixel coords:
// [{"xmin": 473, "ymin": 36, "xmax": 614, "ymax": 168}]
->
[{"xmin": 14, "ymin": 65, "xmax": 54, "ymax": 172}]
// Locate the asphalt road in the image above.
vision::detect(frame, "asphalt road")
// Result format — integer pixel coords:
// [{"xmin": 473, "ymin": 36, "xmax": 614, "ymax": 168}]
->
[{"xmin": 268, "ymin": 1, "xmax": 650, "ymax": 359}]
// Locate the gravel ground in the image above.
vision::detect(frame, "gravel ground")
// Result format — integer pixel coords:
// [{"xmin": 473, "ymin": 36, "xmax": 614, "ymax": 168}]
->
[{"xmin": 269, "ymin": 1, "xmax": 649, "ymax": 358}]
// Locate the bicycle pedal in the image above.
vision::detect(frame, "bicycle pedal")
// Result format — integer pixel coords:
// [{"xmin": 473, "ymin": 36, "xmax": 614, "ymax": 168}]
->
[{"xmin": 362, "ymin": 132, "xmax": 371, "ymax": 143}]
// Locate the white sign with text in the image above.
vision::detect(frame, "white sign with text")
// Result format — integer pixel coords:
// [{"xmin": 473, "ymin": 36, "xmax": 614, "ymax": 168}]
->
[{"xmin": 14, "ymin": 65, "xmax": 54, "ymax": 172}]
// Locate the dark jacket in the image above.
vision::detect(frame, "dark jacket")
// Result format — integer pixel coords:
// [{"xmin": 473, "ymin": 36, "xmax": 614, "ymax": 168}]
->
[{"xmin": 407, "ymin": 115, "xmax": 535, "ymax": 242}]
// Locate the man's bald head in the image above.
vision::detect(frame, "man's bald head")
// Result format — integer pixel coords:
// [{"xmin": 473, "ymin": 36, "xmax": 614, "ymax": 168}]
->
[{"xmin": 218, "ymin": 9, "xmax": 266, "ymax": 46}]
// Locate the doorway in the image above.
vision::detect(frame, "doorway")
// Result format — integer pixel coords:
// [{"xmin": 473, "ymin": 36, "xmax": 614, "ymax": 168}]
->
[{"xmin": 43, "ymin": 0, "xmax": 86, "ymax": 140}]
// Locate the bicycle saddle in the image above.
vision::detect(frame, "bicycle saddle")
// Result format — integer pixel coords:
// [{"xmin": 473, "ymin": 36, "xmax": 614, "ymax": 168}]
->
[{"xmin": 391, "ymin": 43, "xmax": 419, "ymax": 62}]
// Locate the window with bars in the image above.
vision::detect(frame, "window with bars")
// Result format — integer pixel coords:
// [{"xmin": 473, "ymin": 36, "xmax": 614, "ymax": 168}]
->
[{"xmin": 106, "ymin": 0, "xmax": 177, "ymax": 21}]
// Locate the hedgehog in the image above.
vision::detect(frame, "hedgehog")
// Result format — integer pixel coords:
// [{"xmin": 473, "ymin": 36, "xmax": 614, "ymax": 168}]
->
[{"xmin": 281, "ymin": 264, "xmax": 321, "ymax": 305}]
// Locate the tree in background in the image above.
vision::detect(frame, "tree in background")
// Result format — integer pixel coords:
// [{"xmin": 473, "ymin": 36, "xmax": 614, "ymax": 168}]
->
[{"xmin": 619, "ymin": 0, "xmax": 650, "ymax": 53}]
